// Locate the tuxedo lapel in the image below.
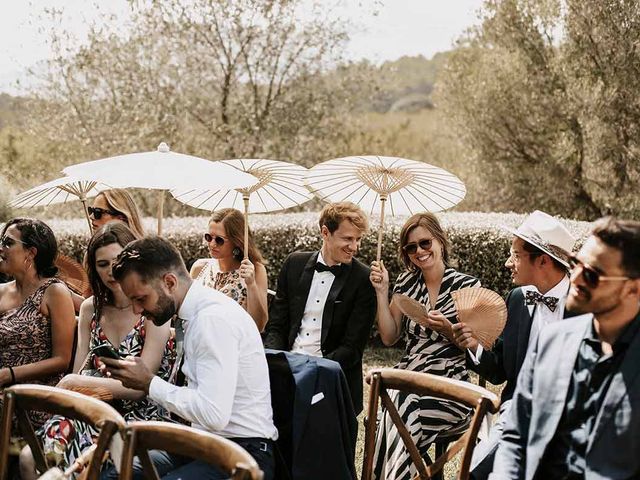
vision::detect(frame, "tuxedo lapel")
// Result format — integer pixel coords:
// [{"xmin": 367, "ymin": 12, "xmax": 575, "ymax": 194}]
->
[
  {"xmin": 513, "ymin": 289, "xmax": 535, "ymax": 363},
  {"xmin": 320, "ymin": 260, "xmax": 352, "ymax": 345},
  {"xmin": 588, "ymin": 317, "xmax": 640, "ymax": 453},
  {"xmin": 292, "ymin": 252, "xmax": 319, "ymax": 324}
]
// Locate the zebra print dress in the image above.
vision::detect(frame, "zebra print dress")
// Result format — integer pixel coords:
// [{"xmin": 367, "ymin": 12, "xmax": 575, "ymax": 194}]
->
[{"xmin": 373, "ymin": 267, "xmax": 481, "ymax": 480}]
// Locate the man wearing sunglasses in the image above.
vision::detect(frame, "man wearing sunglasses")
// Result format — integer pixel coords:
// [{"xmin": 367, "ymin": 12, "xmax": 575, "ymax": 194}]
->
[
  {"xmin": 452, "ymin": 210, "xmax": 577, "ymax": 479},
  {"xmin": 492, "ymin": 217, "xmax": 640, "ymax": 479}
]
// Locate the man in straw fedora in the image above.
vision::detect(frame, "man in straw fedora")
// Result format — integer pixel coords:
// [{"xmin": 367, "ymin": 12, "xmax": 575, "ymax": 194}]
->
[
  {"xmin": 491, "ymin": 217, "xmax": 640, "ymax": 479},
  {"xmin": 452, "ymin": 210, "xmax": 578, "ymax": 479}
]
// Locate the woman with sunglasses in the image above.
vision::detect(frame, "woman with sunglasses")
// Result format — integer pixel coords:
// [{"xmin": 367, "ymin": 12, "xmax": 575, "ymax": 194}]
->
[
  {"xmin": 190, "ymin": 208, "xmax": 269, "ymax": 331},
  {"xmin": 89, "ymin": 188, "xmax": 145, "ymax": 238},
  {"xmin": 19, "ymin": 222, "xmax": 174, "ymax": 479},
  {"xmin": 368, "ymin": 212, "xmax": 481, "ymax": 480},
  {"xmin": 0, "ymin": 218, "xmax": 76, "ymax": 422}
]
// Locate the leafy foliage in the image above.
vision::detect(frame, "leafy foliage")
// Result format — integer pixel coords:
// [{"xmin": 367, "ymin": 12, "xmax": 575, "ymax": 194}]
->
[
  {"xmin": 44, "ymin": 211, "xmax": 591, "ymax": 297},
  {"xmin": 438, "ymin": 0, "xmax": 640, "ymax": 220}
]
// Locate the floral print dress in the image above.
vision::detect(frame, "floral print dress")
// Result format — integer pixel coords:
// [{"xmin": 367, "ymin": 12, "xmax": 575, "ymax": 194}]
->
[
  {"xmin": 0, "ymin": 278, "xmax": 65, "ymax": 429},
  {"xmin": 196, "ymin": 259, "xmax": 247, "ymax": 307},
  {"xmin": 40, "ymin": 313, "xmax": 175, "ymax": 469}
]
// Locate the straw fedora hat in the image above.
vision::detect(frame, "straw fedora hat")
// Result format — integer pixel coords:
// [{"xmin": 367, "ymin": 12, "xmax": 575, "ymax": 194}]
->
[{"xmin": 503, "ymin": 210, "xmax": 576, "ymax": 267}]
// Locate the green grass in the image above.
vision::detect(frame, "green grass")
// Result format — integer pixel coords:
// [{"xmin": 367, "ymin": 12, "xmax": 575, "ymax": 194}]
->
[{"xmin": 357, "ymin": 346, "xmax": 503, "ymax": 480}]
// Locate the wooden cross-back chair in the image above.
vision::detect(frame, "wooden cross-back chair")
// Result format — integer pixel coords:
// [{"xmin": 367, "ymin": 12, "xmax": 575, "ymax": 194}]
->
[
  {"xmin": 120, "ymin": 421, "xmax": 264, "ymax": 480},
  {"xmin": 362, "ymin": 368, "xmax": 500, "ymax": 480},
  {"xmin": 0, "ymin": 384, "xmax": 126, "ymax": 480}
]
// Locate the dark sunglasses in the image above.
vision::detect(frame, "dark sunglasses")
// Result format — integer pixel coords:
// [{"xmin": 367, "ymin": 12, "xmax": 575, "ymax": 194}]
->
[
  {"xmin": 402, "ymin": 238, "xmax": 433, "ymax": 255},
  {"xmin": 204, "ymin": 233, "xmax": 227, "ymax": 246},
  {"xmin": 88, "ymin": 206, "xmax": 122, "ymax": 220},
  {"xmin": 0, "ymin": 235, "xmax": 27, "ymax": 249},
  {"xmin": 568, "ymin": 255, "xmax": 630, "ymax": 289}
]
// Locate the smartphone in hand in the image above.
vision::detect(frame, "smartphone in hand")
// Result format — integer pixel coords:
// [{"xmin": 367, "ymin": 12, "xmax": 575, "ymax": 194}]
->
[{"xmin": 91, "ymin": 344, "xmax": 120, "ymax": 360}]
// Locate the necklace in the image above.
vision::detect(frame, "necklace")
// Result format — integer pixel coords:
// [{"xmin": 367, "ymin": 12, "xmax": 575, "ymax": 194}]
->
[{"xmin": 109, "ymin": 303, "xmax": 132, "ymax": 311}]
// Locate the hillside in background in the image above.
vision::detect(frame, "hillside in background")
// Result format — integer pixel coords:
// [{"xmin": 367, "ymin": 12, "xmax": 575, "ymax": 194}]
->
[
  {"xmin": 370, "ymin": 52, "xmax": 450, "ymax": 112},
  {"xmin": 0, "ymin": 93, "xmax": 28, "ymax": 129},
  {"xmin": 0, "ymin": 53, "xmax": 463, "ymax": 220},
  {"xmin": 0, "ymin": 54, "xmax": 448, "ymax": 123}
]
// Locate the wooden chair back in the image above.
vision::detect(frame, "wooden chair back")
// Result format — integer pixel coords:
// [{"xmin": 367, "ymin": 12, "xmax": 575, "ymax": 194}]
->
[
  {"xmin": 119, "ymin": 421, "xmax": 263, "ymax": 480},
  {"xmin": 0, "ymin": 384, "xmax": 126, "ymax": 480},
  {"xmin": 362, "ymin": 368, "xmax": 500, "ymax": 480}
]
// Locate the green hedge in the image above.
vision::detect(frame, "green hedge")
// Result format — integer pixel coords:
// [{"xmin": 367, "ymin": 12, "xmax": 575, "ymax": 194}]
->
[{"xmin": 44, "ymin": 211, "xmax": 592, "ymax": 297}]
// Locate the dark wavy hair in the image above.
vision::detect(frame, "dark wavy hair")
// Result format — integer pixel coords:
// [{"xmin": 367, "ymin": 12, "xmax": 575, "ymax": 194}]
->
[
  {"xmin": 112, "ymin": 236, "xmax": 190, "ymax": 284},
  {"xmin": 86, "ymin": 222, "xmax": 137, "ymax": 320},
  {"xmin": 592, "ymin": 216, "xmax": 640, "ymax": 278},
  {"xmin": 1, "ymin": 218, "xmax": 58, "ymax": 277}
]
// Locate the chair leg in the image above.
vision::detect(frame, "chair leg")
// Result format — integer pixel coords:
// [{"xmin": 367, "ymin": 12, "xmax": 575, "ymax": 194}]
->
[{"xmin": 432, "ymin": 442, "xmax": 448, "ymax": 480}]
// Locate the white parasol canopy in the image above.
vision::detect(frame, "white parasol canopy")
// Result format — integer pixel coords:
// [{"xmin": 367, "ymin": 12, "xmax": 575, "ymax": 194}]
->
[
  {"xmin": 171, "ymin": 159, "xmax": 312, "ymax": 258},
  {"xmin": 9, "ymin": 176, "xmax": 111, "ymax": 232},
  {"xmin": 62, "ymin": 143, "xmax": 256, "ymax": 234},
  {"xmin": 305, "ymin": 155, "xmax": 466, "ymax": 261}
]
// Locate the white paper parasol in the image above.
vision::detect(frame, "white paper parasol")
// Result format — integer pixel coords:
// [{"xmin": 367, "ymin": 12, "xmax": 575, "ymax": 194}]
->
[
  {"xmin": 10, "ymin": 176, "xmax": 111, "ymax": 232},
  {"xmin": 62, "ymin": 143, "xmax": 256, "ymax": 234},
  {"xmin": 305, "ymin": 155, "xmax": 466, "ymax": 261},
  {"xmin": 171, "ymin": 159, "xmax": 312, "ymax": 258}
]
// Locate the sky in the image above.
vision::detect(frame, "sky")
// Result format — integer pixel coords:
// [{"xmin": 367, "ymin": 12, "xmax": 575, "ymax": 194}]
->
[{"xmin": 0, "ymin": 0, "xmax": 484, "ymax": 94}]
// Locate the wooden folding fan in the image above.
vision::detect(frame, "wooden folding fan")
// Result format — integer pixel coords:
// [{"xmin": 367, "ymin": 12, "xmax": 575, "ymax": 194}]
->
[{"xmin": 450, "ymin": 287, "xmax": 507, "ymax": 349}]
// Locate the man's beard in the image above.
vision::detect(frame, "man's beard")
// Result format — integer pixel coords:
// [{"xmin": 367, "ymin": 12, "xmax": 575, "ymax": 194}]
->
[{"xmin": 144, "ymin": 290, "xmax": 177, "ymax": 326}]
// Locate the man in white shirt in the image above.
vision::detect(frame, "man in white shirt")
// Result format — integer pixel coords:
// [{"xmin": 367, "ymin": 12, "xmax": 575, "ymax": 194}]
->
[
  {"xmin": 100, "ymin": 236, "xmax": 278, "ymax": 480},
  {"xmin": 263, "ymin": 201, "xmax": 376, "ymax": 414},
  {"xmin": 451, "ymin": 210, "xmax": 577, "ymax": 480}
]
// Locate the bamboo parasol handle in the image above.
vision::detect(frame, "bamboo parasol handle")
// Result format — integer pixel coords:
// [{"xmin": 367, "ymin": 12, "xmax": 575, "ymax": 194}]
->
[
  {"xmin": 376, "ymin": 196, "xmax": 387, "ymax": 263},
  {"xmin": 157, "ymin": 190, "xmax": 165, "ymax": 235},
  {"xmin": 80, "ymin": 197, "xmax": 93, "ymax": 235},
  {"xmin": 243, "ymin": 194, "xmax": 250, "ymax": 260}
]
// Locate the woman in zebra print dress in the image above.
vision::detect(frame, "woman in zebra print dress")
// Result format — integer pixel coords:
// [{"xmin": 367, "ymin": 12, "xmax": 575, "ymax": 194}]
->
[{"xmin": 369, "ymin": 212, "xmax": 481, "ymax": 480}]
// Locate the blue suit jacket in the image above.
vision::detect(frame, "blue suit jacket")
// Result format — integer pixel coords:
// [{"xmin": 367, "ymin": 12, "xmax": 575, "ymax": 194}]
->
[
  {"xmin": 266, "ymin": 350, "xmax": 358, "ymax": 480},
  {"xmin": 492, "ymin": 312, "xmax": 640, "ymax": 480}
]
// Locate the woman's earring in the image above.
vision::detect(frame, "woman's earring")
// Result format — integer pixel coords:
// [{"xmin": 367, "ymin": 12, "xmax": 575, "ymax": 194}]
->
[{"xmin": 232, "ymin": 247, "xmax": 242, "ymax": 260}]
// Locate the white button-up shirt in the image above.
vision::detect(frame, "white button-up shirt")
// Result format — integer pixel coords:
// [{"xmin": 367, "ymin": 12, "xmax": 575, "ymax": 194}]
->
[
  {"xmin": 291, "ymin": 251, "xmax": 336, "ymax": 357},
  {"xmin": 522, "ymin": 275, "xmax": 570, "ymax": 349},
  {"xmin": 149, "ymin": 282, "xmax": 278, "ymax": 440}
]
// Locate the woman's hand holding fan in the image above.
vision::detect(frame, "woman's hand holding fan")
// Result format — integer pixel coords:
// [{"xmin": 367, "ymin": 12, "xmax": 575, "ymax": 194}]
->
[{"xmin": 392, "ymin": 294, "xmax": 456, "ymax": 342}]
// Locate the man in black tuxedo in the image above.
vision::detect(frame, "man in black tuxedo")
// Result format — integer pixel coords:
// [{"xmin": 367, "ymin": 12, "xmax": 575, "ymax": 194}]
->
[
  {"xmin": 264, "ymin": 201, "xmax": 376, "ymax": 414},
  {"xmin": 451, "ymin": 210, "xmax": 577, "ymax": 479}
]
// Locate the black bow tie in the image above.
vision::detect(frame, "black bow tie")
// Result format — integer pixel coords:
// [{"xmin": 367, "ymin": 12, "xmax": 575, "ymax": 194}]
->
[
  {"xmin": 315, "ymin": 262, "xmax": 344, "ymax": 276},
  {"xmin": 525, "ymin": 290, "xmax": 559, "ymax": 312}
]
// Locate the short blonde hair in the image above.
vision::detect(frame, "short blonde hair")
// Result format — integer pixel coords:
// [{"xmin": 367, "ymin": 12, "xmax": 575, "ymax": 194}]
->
[{"xmin": 318, "ymin": 202, "xmax": 369, "ymax": 234}]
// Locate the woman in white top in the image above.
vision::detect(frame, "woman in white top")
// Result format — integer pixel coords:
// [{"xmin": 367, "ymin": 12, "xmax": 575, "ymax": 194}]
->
[{"xmin": 190, "ymin": 208, "xmax": 269, "ymax": 331}]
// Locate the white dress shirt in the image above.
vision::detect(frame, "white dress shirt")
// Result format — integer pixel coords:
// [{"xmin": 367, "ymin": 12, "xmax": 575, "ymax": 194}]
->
[
  {"xmin": 522, "ymin": 275, "xmax": 570, "ymax": 349},
  {"xmin": 149, "ymin": 282, "xmax": 278, "ymax": 440},
  {"xmin": 291, "ymin": 251, "xmax": 336, "ymax": 357},
  {"xmin": 469, "ymin": 276, "xmax": 570, "ymax": 364}
]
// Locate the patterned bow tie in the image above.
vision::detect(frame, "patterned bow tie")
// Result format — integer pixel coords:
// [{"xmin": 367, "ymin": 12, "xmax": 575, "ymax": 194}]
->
[
  {"xmin": 315, "ymin": 262, "xmax": 344, "ymax": 276},
  {"xmin": 525, "ymin": 290, "xmax": 559, "ymax": 312}
]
